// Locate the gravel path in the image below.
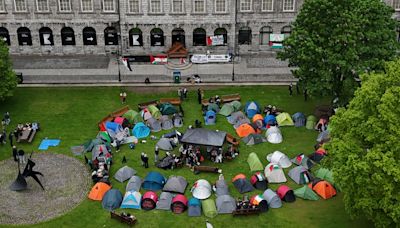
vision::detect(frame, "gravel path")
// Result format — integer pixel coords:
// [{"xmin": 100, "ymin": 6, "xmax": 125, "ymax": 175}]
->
[{"xmin": 0, "ymin": 153, "xmax": 90, "ymax": 225}]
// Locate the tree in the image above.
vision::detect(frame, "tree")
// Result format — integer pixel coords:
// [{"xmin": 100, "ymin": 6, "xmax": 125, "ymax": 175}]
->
[
  {"xmin": 0, "ymin": 40, "xmax": 17, "ymax": 101},
  {"xmin": 325, "ymin": 59, "xmax": 400, "ymax": 227},
  {"xmin": 278, "ymin": 0, "xmax": 399, "ymax": 105}
]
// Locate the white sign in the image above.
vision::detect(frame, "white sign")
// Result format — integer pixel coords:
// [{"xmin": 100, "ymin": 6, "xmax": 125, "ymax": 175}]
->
[
  {"xmin": 43, "ymin": 34, "xmax": 51, "ymax": 45},
  {"xmin": 191, "ymin": 54, "xmax": 231, "ymax": 64},
  {"xmin": 269, "ymin": 34, "xmax": 285, "ymax": 42},
  {"xmin": 207, "ymin": 35, "xmax": 224, "ymax": 46},
  {"xmin": 132, "ymin": 35, "xmax": 140, "ymax": 46}
]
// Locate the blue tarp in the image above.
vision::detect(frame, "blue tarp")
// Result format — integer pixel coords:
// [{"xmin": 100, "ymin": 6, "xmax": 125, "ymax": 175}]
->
[
  {"xmin": 132, "ymin": 122, "xmax": 150, "ymax": 139},
  {"xmin": 142, "ymin": 171, "xmax": 166, "ymax": 191},
  {"xmin": 244, "ymin": 101, "xmax": 261, "ymax": 118},
  {"xmin": 38, "ymin": 139, "xmax": 61, "ymax": 150},
  {"xmin": 204, "ymin": 110, "xmax": 216, "ymax": 125},
  {"xmin": 105, "ymin": 121, "xmax": 122, "ymax": 132}
]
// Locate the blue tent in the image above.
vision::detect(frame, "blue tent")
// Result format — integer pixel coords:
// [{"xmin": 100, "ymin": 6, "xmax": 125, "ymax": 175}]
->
[
  {"xmin": 142, "ymin": 171, "xmax": 166, "ymax": 191},
  {"xmin": 244, "ymin": 101, "xmax": 261, "ymax": 118},
  {"xmin": 204, "ymin": 110, "xmax": 216, "ymax": 125},
  {"xmin": 120, "ymin": 191, "xmax": 142, "ymax": 209},
  {"xmin": 105, "ymin": 121, "xmax": 122, "ymax": 132},
  {"xmin": 188, "ymin": 197, "xmax": 202, "ymax": 217},
  {"xmin": 292, "ymin": 112, "xmax": 306, "ymax": 127},
  {"xmin": 132, "ymin": 122, "xmax": 150, "ymax": 139},
  {"xmin": 102, "ymin": 189, "xmax": 123, "ymax": 211},
  {"xmin": 264, "ymin": 115, "xmax": 277, "ymax": 125}
]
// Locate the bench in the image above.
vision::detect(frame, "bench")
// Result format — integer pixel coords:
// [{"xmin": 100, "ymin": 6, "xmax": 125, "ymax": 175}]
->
[
  {"xmin": 193, "ymin": 165, "xmax": 221, "ymax": 174},
  {"xmin": 17, "ymin": 129, "xmax": 37, "ymax": 143},
  {"xmin": 159, "ymin": 98, "xmax": 182, "ymax": 106},
  {"xmin": 232, "ymin": 208, "xmax": 260, "ymax": 216},
  {"xmin": 221, "ymin": 93, "xmax": 241, "ymax": 103},
  {"xmin": 98, "ymin": 106, "xmax": 130, "ymax": 129},
  {"xmin": 226, "ymin": 133, "xmax": 239, "ymax": 146},
  {"xmin": 110, "ymin": 211, "xmax": 137, "ymax": 226},
  {"xmin": 137, "ymin": 100, "xmax": 159, "ymax": 111}
]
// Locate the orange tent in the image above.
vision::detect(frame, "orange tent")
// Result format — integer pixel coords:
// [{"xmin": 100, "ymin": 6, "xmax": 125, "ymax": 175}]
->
[
  {"xmin": 236, "ymin": 124, "xmax": 256, "ymax": 138},
  {"xmin": 88, "ymin": 182, "xmax": 111, "ymax": 201},
  {"xmin": 308, "ymin": 180, "xmax": 336, "ymax": 200},
  {"xmin": 252, "ymin": 114, "xmax": 264, "ymax": 123},
  {"xmin": 232, "ymin": 173, "xmax": 247, "ymax": 182}
]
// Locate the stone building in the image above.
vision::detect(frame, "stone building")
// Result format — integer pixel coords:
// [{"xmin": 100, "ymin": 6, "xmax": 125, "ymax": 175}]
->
[{"xmin": 0, "ymin": 0, "xmax": 399, "ymax": 56}]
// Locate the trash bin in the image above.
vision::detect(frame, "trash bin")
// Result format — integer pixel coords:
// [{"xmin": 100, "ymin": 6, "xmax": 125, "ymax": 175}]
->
[{"xmin": 173, "ymin": 71, "xmax": 181, "ymax": 84}]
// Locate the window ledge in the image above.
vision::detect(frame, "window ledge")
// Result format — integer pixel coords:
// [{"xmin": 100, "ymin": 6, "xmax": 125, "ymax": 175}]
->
[
  {"xmin": 35, "ymin": 11, "xmax": 51, "ymax": 14},
  {"xmin": 169, "ymin": 12, "xmax": 186, "ymax": 15},
  {"xmin": 148, "ymin": 12, "xmax": 165, "ymax": 15},
  {"xmin": 13, "ymin": 11, "xmax": 29, "ymax": 14}
]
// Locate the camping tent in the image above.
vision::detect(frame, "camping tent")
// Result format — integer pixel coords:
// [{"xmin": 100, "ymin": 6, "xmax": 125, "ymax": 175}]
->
[
  {"xmin": 181, "ymin": 128, "xmax": 226, "ymax": 147},
  {"xmin": 202, "ymin": 198, "xmax": 218, "ymax": 218},
  {"xmin": 102, "ymin": 189, "xmax": 123, "ymax": 211},
  {"xmin": 233, "ymin": 117, "xmax": 251, "ymax": 129},
  {"xmin": 236, "ymin": 123, "xmax": 256, "ymax": 138},
  {"xmin": 105, "ymin": 121, "xmax": 123, "ymax": 134},
  {"xmin": 148, "ymin": 105, "xmax": 162, "ymax": 119},
  {"xmin": 207, "ymin": 103, "xmax": 220, "ymax": 113},
  {"xmin": 191, "ymin": 179, "xmax": 212, "ymax": 200},
  {"xmin": 242, "ymin": 134, "xmax": 267, "ymax": 145},
  {"xmin": 215, "ymin": 179, "xmax": 230, "ymax": 197},
  {"xmin": 97, "ymin": 131, "xmax": 112, "ymax": 144},
  {"xmin": 250, "ymin": 194, "xmax": 269, "ymax": 212},
  {"xmin": 276, "ymin": 113, "xmax": 294, "ymax": 126},
  {"xmin": 132, "ymin": 122, "xmax": 150, "ymax": 139},
  {"xmin": 288, "ymin": 166, "xmax": 313, "ymax": 185},
  {"xmin": 171, "ymin": 194, "xmax": 188, "ymax": 214},
  {"xmin": 159, "ymin": 103, "xmax": 178, "ymax": 115},
  {"xmin": 156, "ymin": 192, "xmax": 174, "ymax": 210},
  {"xmin": 314, "ymin": 168, "xmax": 334, "ymax": 186},
  {"xmin": 232, "ymin": 174, "xmax": 254, "ymax": 194},
  {"xmin": 188, "ymin": 198, "xmax": 202, "ymax": 217},
  {"xmin": 216, "ymin": 195, "xmax": 236, "ymax": 214},
  {"xmin": 317, "ymin": 130, "xmax": 330, "ymax": 143},
  {"xmin": 173, "ymin": 115, "xmax": 183, "ymax": 128},
  {"xmin": 156, "ymin": 138, "xmax": 173, "ymax": 151},
  {"xmin": 123, "ymin": 110, "xmax": 142, "ymax": 124},
  {"xmin": 114, "ymin": 117, "xmax": 130, "ymax": 128},
  {"xmin": 247, "ymin": 153, "xmax": 264, "ymax": 172},
  {"xmin": 264, "ymin": 163, "xmax": 287, "ymax": 183},
  {"xmin": 120, "ymin": 191, "xmax": 142, "ymax": 209},
  {"xmin": 264, "ymin": 115, "xmax": 277, "ymax": 126},
  {"xmin": 263, "ymin": 189, "xmax": 282, "ymax": 209},
  {"xmin": 147, "ymin": 117, "xmax": 162, "ymax": 132},
  {"xmin": 141, "ymin": 191, "xmax": 158, "ymax": 210},
  {"xmin": 114, "ymin": 166, "xmax": 136, "ymax": 183},
  {"xmin": 141, "ymin": 108, "xmax": 152, "ymax": 121},
  {"xmin": 291, "ymin": 154, "xmax": 314, "ymax": 169},
  {"xmin": 252, "ymin": 114, "xmax": 264, "ymax": 129},
  {"xmin": 266, "ymin": 126, "xmax": 283, "ymax": 144},
  {"xmin": 266, "ymin": 151, "xmax": 292, "ymax": 168},
  {"xmin": 306, "ymin": 115, "xmax": 317, "ymax": 130},
  {"xmin": 231, "ymin": 101, "xmax": 242, "ymax": 111},
  {"xmin": 91, "ymin": 144, "xmax": 111, "ymax": 161},
  {"xmin": 142, "ymin": 171, "xmax": 166, "ymax": 191},
  {"xmin": 276, "ymin": 185, "xmax": 296, "ymax": 202},
  {"xmin": 244, "ymin": 101, "xmax": 261, "ymax": 118},
  {"xmin": 292, "ymin": 112, "xmax": 306, "ymax": 127},
  {"xmin": 219, "ymin": 103, "xmax": 235, "ymax": 116},
  {"xmin": 163, "ymin": 176, "xmax": 188, "ymax": 194},
  {"xmin": 294, "ymin": 185, "xmax": 319, "ymax": 201},
  {"xmin": 126, "ymin": 176, "xmax": 142, "ymax": 192},
  {"xmin": 250, "ymin": 172, "xmax": 268, "ymax": 190},
  {"xmin": 308, "ymin": 180, "xmax": 336, "ymax": 200},
  {"xmin": 160, "ymin": 115, "xmax": 174, "ymax": 130},
  {"xmin": 88, "ymin": 182, "xmax": 111, "ymax": 201},
  {"xmin": 227, "ymin": 111, "xmax": 246, "ymax": 124},
  {"xmin": 204, "ymin": 110, "xmax": 216, "ymax": 125},
  {"xmin": 84, "ymin": 138, "xmax": 104, "ymax": 152},
  {"xmin": 309, "ymin": 148, "xmax": 327, "ymax": 163}
]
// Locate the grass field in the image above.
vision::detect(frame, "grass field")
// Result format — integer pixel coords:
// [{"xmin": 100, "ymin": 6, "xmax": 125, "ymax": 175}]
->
[{"xmin": 0, "ymin": 86, "xmax": 371, "ymax": 228}]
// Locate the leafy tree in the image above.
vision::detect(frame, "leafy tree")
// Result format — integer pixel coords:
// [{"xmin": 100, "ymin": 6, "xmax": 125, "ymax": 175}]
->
[
  {"xmin": 278, "ymin": 0, "xmax": 399, "ymax": 105},
  {"xmin": 326, "ymin": 59, "xmax": 400, "ymax": 227},
  {"xmin": 0, "ymin": 40, "xmax": 17, "ymax": 101}
]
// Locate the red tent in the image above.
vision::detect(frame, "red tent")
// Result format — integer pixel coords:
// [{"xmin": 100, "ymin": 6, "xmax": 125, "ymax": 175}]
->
[
  {"xmin": 141, "ymin": 191, "xmax": 158, "ymax": 210},
  {"xmin": 171, "ymin": 194, "xmax": 188, "ymax": 214},
  {"xmin": 276, "ymin": 185, "xmax": 296, "ymax": 202}
]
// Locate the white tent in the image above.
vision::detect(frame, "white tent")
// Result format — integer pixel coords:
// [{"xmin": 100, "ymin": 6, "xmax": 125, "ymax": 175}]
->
[
  {"xmin": 266, "ymin": 126, "xmax": 283, "ymax": 144},
  {"xmin": 266, "ymin": 151, "xmax": 291, "ymax": 168},
  {"xmin": 264, "ymin": 163, "xmax": 287, "ymax": 183},
  {"xmin": 191, "ymin": 179, "xmax": 212, "ymax": 200}
]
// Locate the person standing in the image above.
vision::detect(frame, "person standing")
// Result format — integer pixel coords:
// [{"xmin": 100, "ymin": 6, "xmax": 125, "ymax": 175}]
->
[
  {"xmin": 122, "ymin": 91, "xmax": 127, "ymax": 104},
  {"xmin": 119, "ymin": 92, "xmax": 124, "ymax": 104},
  {"xmin": 289, "ymin": 83, "xmax": 293, "ymax": 96},
  {"xmin": 18, "ymin": 149, "xmax": 25, "ymax": 164},
  {"xmin": 183, "ymin": 87, "xmax": 188, "ymax": 99},
  {"xmin": 140, "ymin": 152, "xmax": 145, "ymax": 167},
  {"xmin": 8, "ymin": 132, "xmax": 13, "ymax": 147},
  {"xmin": 154, "ymin": 145, "xmax": 159, "ymax": 164},
  {"xmin": 12, "ymin": 146, "xmax": 18, "ymax": 162},
  {"xmin": 4, "ymin": 112, "xmax": 10, "ymax": 126},
  {"xmin": 143, "ymin": 154, "xmax": 149, "ymax": 168},
  {"xmin": 197, "ymin": 88, "xmax": 202, "ymax": 104}
]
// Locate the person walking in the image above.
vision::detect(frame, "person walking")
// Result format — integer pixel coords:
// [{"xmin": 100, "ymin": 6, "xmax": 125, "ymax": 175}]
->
[
  {"xmin": 289, "ymin": 83, "xmax": 293, "ymax": 96},
  {"xmin": 143, "ymin": 154, "xmax": 149, "ymax": 168},
  {"xmin": 8, "ymin": 132, "xmax": 13, "ymax": 147},
  {"xmin": 154, "ymin": 145, "xmax": 159, "ymax": 164},
  {"xmin": 197, "ymin": 88, "xmax": 202, "ymax": 104},
  {"xmin": 12, "ymin": 145, "xmax": 18, "ymax": 162}
]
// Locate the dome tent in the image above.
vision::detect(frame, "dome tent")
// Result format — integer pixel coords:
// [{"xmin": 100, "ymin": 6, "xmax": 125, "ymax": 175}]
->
[
  {"xmin": 191, "ymin": 179, "xmax": 212, "ymax": 200},
  {"xmin": 232, "ymin": 174, "xmax": 254, "ymax": 194},
  {"xmin": 156, "ymin": 192, "xmax": 174, "ymax": 210},
  {"xmin": 266, "ymin": 126, "xmax": 283, "ymax": 144},
  {"xmin": 233, "ymin": 117, "xmax": 251, "ymax": 129},
  {"xmin": 173, "ymin": 114, "xmax": 183, "ymax": 127},
  {"xmin": 163, "ymin": 176, "xmax": 188, "ymax": 194},
  {"xmin": 141, "ymin": 191, "xmax": 158, "ymax": 210},
  {"xmin": 308, "ymin": 179, "xmax": 336, "ymax": 200},
  {"xmin": 126, "ymin": 175, "xmax": 142, "ymax": 192},
  {"xmin": 141, "ymin": 108, "xmax": 152, "ymax": 121},
  {"xmin": 148, "ymin": 105, "xmax": 162, "ymax": 119},
  {"xmin": 293, "ymin": 185, "xmax": 319, "ymax": 201},
  {"xmin": 227, "ymin": 111, "xmax": 247, "ymax": 124},
  {"xmin": 276, "ymin": 185, "xmax": 296, "ymax": 203},
  {"xmin": 88, "ymin": 182, "xmax": 111, "ymax": 201},
  {"xmin": 160, "ymin": 115, "xmax": 174, "ymax": 130},
  {"xmin": 219, "ymin": 103, "xmax": 235, "ymax": 116},
  {"xmin": 216, "ymin": 195, "xmax": 236, "ymax": 214},
  {"xmin": 171, "ymin": 194, "xmax": 188, "ymax": 214},
  {"xmin": 266, "ymin": 151, "xmax": 292, "ymax": 168},
  {"xmin": 264, "ymin": 163, "xmax": 287, "ymax": 183},
  {"xmin": 204, "ymin": 110, "xmax": 216, "ymax": 125},
  {"xmin": 291, "ymin": 153, "xmax": 315, "ymax": 169},
  {"xmin": 236, "ymin": 123, "xmax": 256, "ymax": 138},
  {"xmin": 147, "ymin": 117, "xmax": 162, "ymax": 132},
  {"xmin": 292, "ymin": 112, "xmax": 306, "ymax": 127},
  {"xmin": 123, "ymin": 109, "xmax": 143, "ymax": 124},
  {"xmin": 159, "ymin": 103, "xmax": 178, "ymax": 115},
  {"xmin": 132, "ymin": 122, "xmax": 150, "ymax": 139},
  {"xmin": 247, "ymin": 152, "xmax": 264, "ymax": 172},
  {"xmin": 230, "ymin": 100, "xmax": 242, "ymax": 111},
  {"xmin": 188, "ymin": 197, "xmax": 202, "ymax": 217},
  {"xmin": 207, "ymin": 103, "xmax": 220, "ymax": 113},
  {"xmin": 142, "ymin": 171, "xmax": 166, "ymax": 191},
  {"xmin": 314, "ymin": 168, "xmax": 335, "ymax": 186},
  {"xmin": 120, "ymin": 191, "xmax": 141, "ymax": 209},
  {"xmin": 242, "ymin": 133, "xmax": 267, "ymax": 145},
  {"xmin": 114, "ymin": 166, "xmax": 137, "ymax": 183},
  {"xmin": 288, "ymin": 166, "xmax": 313, "ymax": 185},
  {"xmin": 276, "ymin": 112, "xmax": 294, "ymax": 126},
  {"xmin": 215, "ymin": 179, "xmax": 230, "ymax": 197},
  {"xmin": 306, "ymin": 115, "xmax": 317, "ymax": 130},
  {"xmin": 252, "ymin": 114, "xmax": 264, "ymax": 129},
  {"xmin": 262, "ymin": 189, "xmax": 282, "ymax": 209},
  {"xmin": 244, "ymin": 101, "xmax": 261, "ymax": 118},
  {"xmin": 264, "ymin": 114, "xmax": 277, "ymax": 126},
  {"xmin": 250, "ymin": 194, "xmax": 268, "ymax": 212},
  {"xmin": 156, "ymin": 138, "xmax": 173, "ymax": 151},
  {"xmin": 102, "ymin": 189, "xmax": 123, "ymax": 211},
  {"xmin": 250, "ymin": 172, "xmax": 268, "ymax": 190}
]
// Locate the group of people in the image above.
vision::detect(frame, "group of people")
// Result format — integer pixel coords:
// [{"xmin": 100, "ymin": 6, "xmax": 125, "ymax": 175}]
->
[
  {"xmin": 12, "ymin": 145, "xmax": 26, "ymax": 164},
  {"xmin": 119, "ymin": 91, "xmax": 127, "ymax": 104},
  {"xmin": 140, "ymin": 152, "xmax": 150, "ymax": 168},
  {"xmin": 236, "ymin": 196, "xmax": 258, "ymax": 210},
  {"xmin": 177, "ymin": 88, "xmax": 188, "ymax": 101},
  {"xmin": 263, "ymin": 105, "xmax": 281, "ymax": 116}
]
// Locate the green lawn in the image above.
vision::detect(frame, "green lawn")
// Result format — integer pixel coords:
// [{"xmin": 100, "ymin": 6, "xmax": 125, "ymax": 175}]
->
[{"xmin": 0, "ymin": 86, "xmax": 371, "ymax": 228}]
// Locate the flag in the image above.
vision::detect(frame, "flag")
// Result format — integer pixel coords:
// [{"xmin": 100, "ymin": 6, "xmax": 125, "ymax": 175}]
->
[{"xmin": 121, "ymin": 57, "xmax": 132, "ymax": 71}]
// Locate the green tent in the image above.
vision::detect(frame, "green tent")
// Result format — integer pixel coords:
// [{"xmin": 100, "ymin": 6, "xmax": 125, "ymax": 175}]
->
[
  {"xmin": 202, "ymin": 198, "xmax": 217, "ymax": 218},
  {"xmin": 148, "ymin": 105, "xmax": 162, "ymax": 119},
  {"xmin": 306, "ymin": 115, "xmax": 317, "ymax": 130},
  {"xmin": 315, "ymin": 168, "xmax": 334, "ymax": 185},
  {"xmin": 207, "ymin": 103, "xmax": 220, "ymax": 113},
  {"xmin": 159, "ymin": 103, "xmax": 178, "ymax": 115},
  {"xmin": 294, "ymin": 185, "xmax": 319, "ymax": 201},
  {"xmin": 97, "ymin": 131, "xmax": 111, "ymax": 143},
  {"xmin": 219, "ymin": 104, "xmax": 235, "ymax": 116},
  {"xmin": 247, "ymin": 152, "xmax": 264, "ymax": 172},
  {"xmin": 231, "ymin": 101, "xmax": 242, "ymax": 112},
  {"xmin": 276, "ymin": 112, "xmax": 294, "ymax": 126},
  {"xmin": 123, "ymin": 110, "xmax": 142, "ymax": 124}
]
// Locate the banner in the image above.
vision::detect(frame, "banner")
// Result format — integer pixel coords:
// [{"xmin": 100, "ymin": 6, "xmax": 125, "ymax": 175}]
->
[
  {"xmin": 149, "ymin": 55, "xmax": 168, "ymax": 64},
  {"xmin": 191, "ymin": 54, "xmax": 231, "ymax": 64},
  {"xmin": 269, "ymin": 34, "xmax": 285, "ymax": 49},
  {"xmin": 207, "ymin": 35, "xmax": 224, "ymax": 46}
]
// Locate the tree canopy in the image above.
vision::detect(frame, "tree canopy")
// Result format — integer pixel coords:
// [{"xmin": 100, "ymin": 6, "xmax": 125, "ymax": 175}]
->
[
  {"xmin": 0, "ymin": 40, "xmax": 17, "ymax": 101},
  {"xmin": 326, "ymin": 59, "xmax": 400, "ymax": 227},
  {"xmin": 278, "ymin": 0, "xmax": 399, "ymax": 105}
]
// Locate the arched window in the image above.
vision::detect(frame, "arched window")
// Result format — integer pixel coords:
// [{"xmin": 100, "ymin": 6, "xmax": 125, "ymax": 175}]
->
[
  {"xmin": 172, "ymin": 28, "xmax": 185, "ymax": 46},
  {"xmin": 260, "ymin": 26, "xmax": 272, "ymax": 45},
  {"xmin": 129, "ymin": 28, "xmax": 143, "ymax": 46},
  {"xmin": 0, "ymin": 27, "xmax": 10, "ymax": 45},
  {"xmin": 82, "ymin": 27, "xmax": 97, "ymax": 45},
  {"xmin": 39, "ymin": 27, "xmax": 54, "ymax": 46},
  {"xmin": 17, "ymin": 27, "xmax": 32, "ymax": 46},
  {"xmin": 238, "ymin": 27, "xmax": 252, "ymax": 45},
  {"xmin": 61, "ymin": 27, "xmax": 75, "ymax": 45},
  {"xmin": 281, "ymin": 26, "xmax": 291, "ymax": 38},
  {"xmin": 150, "ymin": 28, "xmax": 164, "ymax": 46},
  {"xmin": 104, "ymin": 26, "xmax": 118, "ymax": 45},
  {"xmin": 214, "ymin": 28, "xmax": 227, "ymax": 45},
  {"xmin": 193, "ymin": 28, "xmax": 206, "ymax": 46}
]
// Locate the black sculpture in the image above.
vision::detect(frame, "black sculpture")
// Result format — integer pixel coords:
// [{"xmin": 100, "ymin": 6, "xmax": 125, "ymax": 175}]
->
[{"xmin": 10, "ymin": 153, "xmax": 45, "ymax": 191}]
